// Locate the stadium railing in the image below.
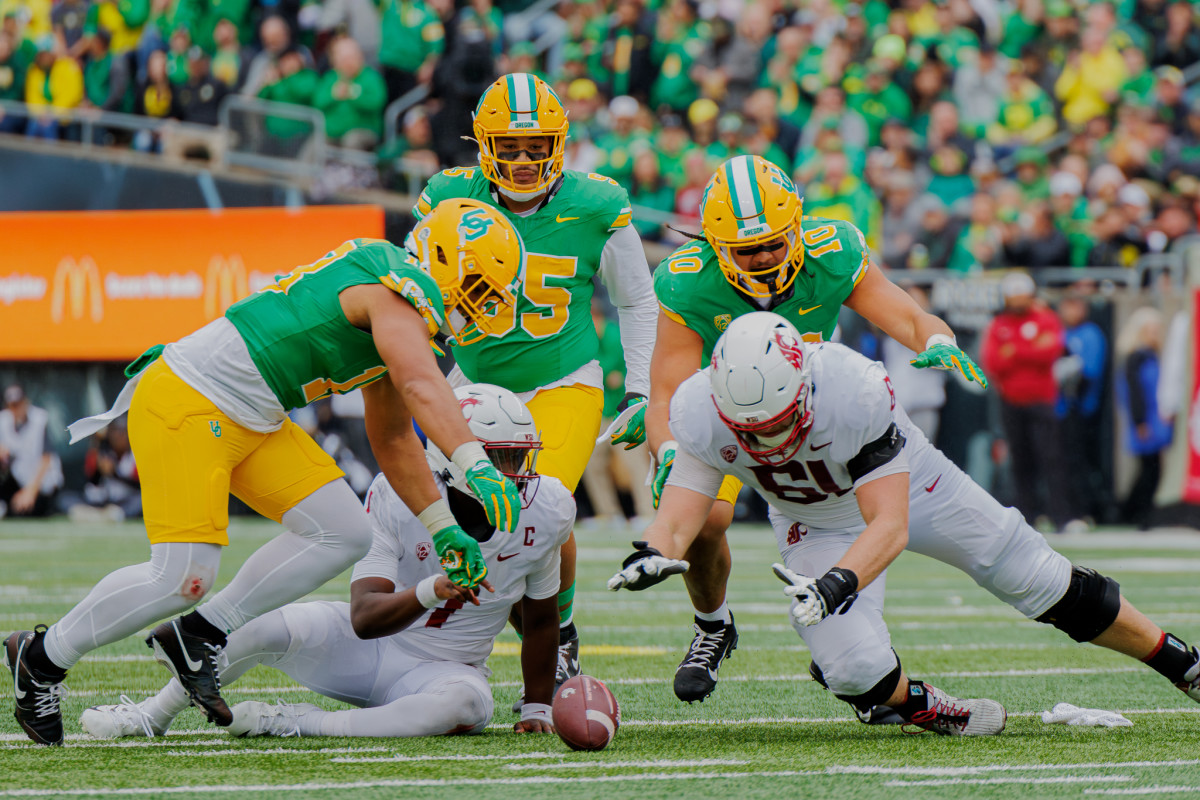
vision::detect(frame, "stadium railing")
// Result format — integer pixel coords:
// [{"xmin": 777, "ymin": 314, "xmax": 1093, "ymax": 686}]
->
[{"xmin": 218, "ymin": 94, "xmax": 326, "ymax": 178}]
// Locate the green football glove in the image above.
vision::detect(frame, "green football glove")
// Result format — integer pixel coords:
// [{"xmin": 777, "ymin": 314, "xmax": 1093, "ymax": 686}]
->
[
  {"xmin": 464, "ymin": 459, "xmax": 521, "ymax": 532},
  {"xmin": 431, "ymin": 524, "xmax": 488, "ymax": 588},
  {"xmin": 910, "ymin": 341, "xmax": 988, "ymax": 388},
  {"xmin": 651, "ymin": 441, "xmax": 677, "ymax": 509},
  {"xmin": 598, "ymin": 393, "xmax": 647, "ymax": 450}
]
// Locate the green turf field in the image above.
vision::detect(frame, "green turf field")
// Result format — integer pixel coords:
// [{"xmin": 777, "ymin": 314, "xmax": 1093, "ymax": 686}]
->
[{"xmin": 2, "ymin": 518, "xmax": 1200, "ymax": 799}]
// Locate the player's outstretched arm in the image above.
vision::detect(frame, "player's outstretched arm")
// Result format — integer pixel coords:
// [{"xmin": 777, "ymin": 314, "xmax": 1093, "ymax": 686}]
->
[
  {"xmin": 845, "ymin": 265, "xmax": 987, "ymax": 387},
  {"xmin": 837, "ymin": 472, "xmax": 910, "ymax": 589},
  {"xmin": 350, "ymin": 576, "xmax": 485, "ymax": 640},
  {"xmin": 608, "ymin": 483, "xmax": 713, "ymax": 591},
  {"xmin": 514, "ymin": 594, "xmax": 559, "ymax": 733}
]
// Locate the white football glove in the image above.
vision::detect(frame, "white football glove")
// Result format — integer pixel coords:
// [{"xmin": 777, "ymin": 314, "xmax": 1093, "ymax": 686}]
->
[
  {"xmin": 607, "ymin": 542, "xmax": 689, "ymax": 591},
  {"xmin": 772, "ymin": 563, "xmax": 830, "ymax": 626}
]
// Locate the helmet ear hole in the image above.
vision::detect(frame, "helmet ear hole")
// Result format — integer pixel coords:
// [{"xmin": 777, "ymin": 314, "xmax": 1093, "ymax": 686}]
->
[{"xmin": 435, "ymin": 245, "xmax": 450, "ymax": 267}]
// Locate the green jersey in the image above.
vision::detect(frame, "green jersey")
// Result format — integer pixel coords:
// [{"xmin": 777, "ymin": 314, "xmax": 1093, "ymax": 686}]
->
[
  {"xmin": 414, "ymin": 167, "xmax": 634, "ymax": 393},
  {"xmin": 224, "ymin": 238, "xmax": 445, "ymax": 411},
  {"xmin": 655, "ymin": 217, "xmax": 870, "ymax": 362}
]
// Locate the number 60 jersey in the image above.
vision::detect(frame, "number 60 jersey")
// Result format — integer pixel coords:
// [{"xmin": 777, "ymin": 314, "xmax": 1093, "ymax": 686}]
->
[
  {"xmin": 351, "ymin": 473, "xmax": 575, "ymax": 669},
  {"xmin": 666, "ymin": 342, "xmax": 938, "ymax": 530}
]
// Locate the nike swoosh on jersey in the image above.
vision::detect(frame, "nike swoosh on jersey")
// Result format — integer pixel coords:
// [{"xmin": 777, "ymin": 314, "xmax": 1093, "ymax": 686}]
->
[
  {"xmin": 174, "ymin": 624, "xmax": 206, "ymax": 672},
  {"xmin": 497, "ymin": 553, "xmax": 520, "ymax": 562},
  {"xmin": 925, "ymin": 475, "xmax": 942, "ymax": 493},
  {"xmin": 810, "ymin": 441, "xmax": 832, "ymax": 451},
  {"xmin": 796, "ymin": 305, "xmax": 822, "ymax": 315},
  {"xmin": 555, "ymin": 215, "xmax": 580, "ymax": 223}
]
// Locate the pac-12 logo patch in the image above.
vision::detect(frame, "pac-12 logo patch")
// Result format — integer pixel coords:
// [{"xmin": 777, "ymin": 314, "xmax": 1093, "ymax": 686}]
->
[
  {"xmin": 416, "ymin": 542, "xmax": 432, "ymax": 561},
  {"xmin": 720, "ymin": 445, "xmax": 738, "ymax": 463},
  {"xmin": 714, "ymin": 314, "xmax": 732, "ymax": 332}
]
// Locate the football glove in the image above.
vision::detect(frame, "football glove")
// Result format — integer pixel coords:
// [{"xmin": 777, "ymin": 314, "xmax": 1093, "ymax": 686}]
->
[
  {"xmin": 597, "ymin": 393, "xmax": 647, "ymax": 450},
  {"xmin": 772, "ymin": 563, "xmax": 859, "ymax": 627},
  {"xmin": 651, "ymin": 441, "xmax": 677, "ymax": 509},
  {"xmin": 432, "ymin": 524, "xmax": 489, "ymax": 588},
  {"xmin": 464, "ymin": 459, "xmax": 521, "ymax": 532},
  {"xmin": 607, "ymin": 541, "xmax": 689, "ymax": 591},
  {"xmin": 910, "ymin": 341, "xmax": 988, "ymax": 388}
]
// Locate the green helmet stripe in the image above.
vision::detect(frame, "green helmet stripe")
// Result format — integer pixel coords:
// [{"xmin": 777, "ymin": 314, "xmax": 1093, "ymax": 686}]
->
[{"xmin": 726, "ymin": 156, "xmax": 764, "ymax": 227}]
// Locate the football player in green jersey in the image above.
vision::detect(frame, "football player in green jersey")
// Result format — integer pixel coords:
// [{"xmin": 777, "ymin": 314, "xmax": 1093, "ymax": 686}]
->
[
  {"xmin": 414, "ymin": 73, "xmax": 657, "ymax": 702},
  {"xmin": 643, "ymin": 154, "xmax": 986, "ymax": 705},
  {"xmin": 6, "ymin": 200, "xmax": 526, "ymax": 746}
]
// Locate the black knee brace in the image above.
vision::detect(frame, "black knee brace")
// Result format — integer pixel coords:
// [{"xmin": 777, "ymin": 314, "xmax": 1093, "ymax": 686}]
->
[
  {"xmin": 811, "ymin": 658, "xmax": 904, "ymax": 713},
  {"xmin": 1035, "ymin": 565, "xmax": 1122, "ymax": 642}
]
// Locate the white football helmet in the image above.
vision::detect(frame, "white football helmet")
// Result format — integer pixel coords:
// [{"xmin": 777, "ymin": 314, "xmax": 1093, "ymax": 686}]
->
[
  {"xmin": 709, "ymin": 312, "xmax": 814, "ymax": 466},
  {"xmin": 427, "ymin": 383, "xmax": 543, "ymax": 508}
]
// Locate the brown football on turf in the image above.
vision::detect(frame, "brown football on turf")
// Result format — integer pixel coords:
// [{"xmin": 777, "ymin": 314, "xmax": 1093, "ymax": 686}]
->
[{"xmin": 552, "ymin": 675, "xmax": 620, "ymax": 751}]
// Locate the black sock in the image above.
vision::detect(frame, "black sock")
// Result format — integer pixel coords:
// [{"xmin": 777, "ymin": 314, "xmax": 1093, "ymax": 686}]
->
[
  {"xmin": 26, "ymin": 630, "xmax": 67, "ymax": 679},
  {"xmin": 694, "ymin": 616, "xmax": 727, "ymax": 634},
  {"xmin": 180, "ymin": 610, "xmax": 228, "ymax": 647},
  {"xmin": 891, "ymin": 680, "xmax": 930, "ymax": 720},
  {"xmin": 1143, "ymin": 632, "xmax": 1198, "ymax": 683},
  {"xmin": 559, "ymin": 621, "xmax": 577, "ymax": 647}
]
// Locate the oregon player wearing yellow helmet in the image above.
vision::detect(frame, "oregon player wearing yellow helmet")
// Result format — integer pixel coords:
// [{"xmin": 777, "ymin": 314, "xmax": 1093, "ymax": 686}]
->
[
  {"xmin": 639, "ymin": 154, "xmax": 986, "ymax": 706},
  {"xmin": 7, "ymin": 200, "xmax": 526, "ymax": 746},
  {"xmin": 415, "ymin": 73, "xmax": 658, "ymax": 706}
]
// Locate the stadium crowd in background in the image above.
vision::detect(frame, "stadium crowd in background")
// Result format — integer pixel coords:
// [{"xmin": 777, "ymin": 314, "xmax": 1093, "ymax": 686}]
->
[{"xmin": 0, "ymin": 0, "xmax": 1198, "ymax": 270}]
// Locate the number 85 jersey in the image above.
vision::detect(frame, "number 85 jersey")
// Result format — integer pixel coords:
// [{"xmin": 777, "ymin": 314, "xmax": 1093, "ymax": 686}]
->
[
  {"xmin": 351, "ymin": 473, "xmax": 575, "ymax": 668},
  {"xmin": 666, "ymin": 342, "xmax": 918, "ymax": 530}
]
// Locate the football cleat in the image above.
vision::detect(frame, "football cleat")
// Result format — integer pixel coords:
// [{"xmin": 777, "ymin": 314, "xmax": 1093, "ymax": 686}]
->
[
  {"xmin": 4, "ymin": 627, "xmax": 66, "ymax": 746},
  {"xmin": 674, "ymin": 615, "xmax": 738, "ymax": 703},
  {"xmin": 228, "ymin": 700, "xmax": 318, "ymax": 738},
  {"xmin": 1177, "ymin": 647, "xmax": 1200, "ymax": 703},
  {"xmin": 81, "ymin": 695, "xmax": 168, "ymax": 739},
  {"xmin": 556, "ymin": 629, "xmax": 581, "ymax": 687},
  {"xmin": 146, "ymin": 619, "xmax": 232, "ymax": 726},
  {"xmin": 855, "ymin": 705, "xmax": 906, "ymax": 725},
  {"xmin": 902, "ymin": 682, "xmax": 1007, "ymax": 736}
]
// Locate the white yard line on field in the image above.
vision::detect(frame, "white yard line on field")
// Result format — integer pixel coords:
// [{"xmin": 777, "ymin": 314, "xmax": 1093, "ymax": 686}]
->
[
  {"xmin": 1086, "ymin": 787, "xmax": 1200, "ymax": 796},
  {"xmin": 832, "ymin": 760, "xmax": 1200, "ymax": 776},
  {"xmin": 503, "ymin": 759, "xmax": 750, "ymax": 770},
  {"xmin": 887, "ymin": 776, "xmax": 1134, "ymax": 787}
]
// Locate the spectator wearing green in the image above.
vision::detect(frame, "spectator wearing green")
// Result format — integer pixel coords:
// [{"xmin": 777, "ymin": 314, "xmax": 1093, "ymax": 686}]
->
[
  {"xmin": 628, "ymin": 150, "xmax": 674, "ymax": 240},
  {"xmin": 83, "ymin": 0, "xmax": 149, "ymax": 56},
  {"xmin": 1013, "ymin": 147, "xmax": 1052, "ymax": 202},
  {"xmin": 922, "ymin": 0, "xmax": 980, "ymax": 69},
  {"xmin": 649, "ymin": 0, "xmax": 709, "ymax": 113},
  {"xmin": 948, "ymin": 192, "xmax": 1004, "ymax": 273},
  {"xmin": 803, "ymin": 149, "xmax": 883, "ymax": 251},
  {"xmin": 166, "ymin": 27, "xmax": 191, "ymax": 84},
  {"xmin": 315, "ymin": 36, "xmax": 385, "ymax": 148},
  {"xmin": 654, "ymin": 113, "xmax": 692, "ymax": 188},
  {"xmin": 987, "ymin": 61, "xmax": 1057, "ymax": 146},
  {"xmin": 173, "ymin": 0, "xmax": 248, "ymax": 54},
  {"xmin": 760, "ymin": 25, "xmax": 813, "ymax": 129},
  {"xmin": 1000, "ymin": 0, "xmax": 1044, "ymax": 59},
  {"xmin": 1049, "ymin": 170, "xmax": 1093, "ymax": 266},
  {"xmin": 845, "ymin": 59, "xmax": 913, "ymax": 147},
  {"xmin": 82, "ymin": 29, "xmax": 132, "ymax": 112},
  {"xmin": 594, "ymin": 94, "xmax": 649, "ymax": 188},
  {"xmin": 1118, "ymin": 46, "xmax": 1155, "ymax": 105},
  {"xmin": 1, "ymin": 11, "xmax": 36, "ymax": 67},
  {"xmin": 705, "ymin": 112, "xmax": 749, "ymax": 164},
  {"xmin": 601, "ymin": 0, "xmax": 655, "ymax": 100},
  {"xmin": 378, "ymin": 0, "xmax": 443, "ymax": 103},
  {"xmin": 793, "ymin": 121, "xmax": 866, "ymax": 186},
  {"xmin": 926, "ymin": 143, "xmax": 976, "ymax": 209},
  {"xmin": 0, "ymin": 29, "xmax": 26, "ymax": 105},
  {"xmin": 256, "ymin": 49, "xmax": 317, "ymax": 140}
]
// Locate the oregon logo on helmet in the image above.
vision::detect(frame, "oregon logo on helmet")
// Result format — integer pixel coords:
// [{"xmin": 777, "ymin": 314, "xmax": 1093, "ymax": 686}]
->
[{"xmin": 459, "ymin": 208, "xmax": 496, "ymax": 242}]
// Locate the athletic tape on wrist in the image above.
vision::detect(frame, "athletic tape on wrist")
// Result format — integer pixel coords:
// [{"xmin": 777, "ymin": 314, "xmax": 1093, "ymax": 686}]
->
[
  {"xmin": 924, "ymin": 333, "xmax": 957, "ymax": 351},
  {"xmin": 416, "ymin": 499, "xmax": 456, "ymax": 537},
  {"xmin": 415, "ymin": 574, "xmax": 442, "ymax": 609},
  {"xmin": 520, "ymin": 702, "xmax": 553, "ymax": 722},
  {"xmin": 450, "ymin": 440, "xmax": 490, "ymax": 474}
]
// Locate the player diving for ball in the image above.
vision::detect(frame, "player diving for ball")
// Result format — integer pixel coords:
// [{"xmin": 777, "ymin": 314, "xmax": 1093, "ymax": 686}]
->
[
  {"xmin": 5, "ymin": 200, "xmax": 527, "ymax": 746},
  {"xmin": 80, "ymin": 384, "xmax": 570, "ymax": 739},
  {"xmin": 648, "ymin": 154, "xmax": 987, "ymax": 704},
  {"xmin": 413, "ymin": 73, "xmax": 657, "ymax": 702},
  {"xmin": 611, "ymin": 313, "xmax": 1200, "ymax": 734}
]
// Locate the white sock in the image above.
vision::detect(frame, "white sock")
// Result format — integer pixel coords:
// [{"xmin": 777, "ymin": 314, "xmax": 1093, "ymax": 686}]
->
[
  {"xmin": 43, "ymin": 542, "xmax": 222, "ymax": 670},
  {"xmin": 300, "ymin": 680, "xmax": 492, "ymax": 737},
  {"xmin": 695, "ymin": 602, "xmax": 732, "ymax": 625},
  {"xmin": 198, "ymin": 481, "xmax": 371, "ymax": 633}
]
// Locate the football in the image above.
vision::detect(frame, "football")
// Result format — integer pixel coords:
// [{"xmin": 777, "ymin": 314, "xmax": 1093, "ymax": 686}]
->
[{"xmin": 552, "ymin": 675, "xmax": 620, "ymax": 751}]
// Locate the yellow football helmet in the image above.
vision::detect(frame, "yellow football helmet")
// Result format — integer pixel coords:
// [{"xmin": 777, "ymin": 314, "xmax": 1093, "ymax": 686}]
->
[
  {"xmin": 702, "ymin": 155, "xmax": 805, "ymax": 298},
  {"xmin": 411, "ymin": 198, "xmax": 524, "ymax": 346},
  {"xmin": 472, "ymin": 72, "xmax": 569, "ymax": 198}
]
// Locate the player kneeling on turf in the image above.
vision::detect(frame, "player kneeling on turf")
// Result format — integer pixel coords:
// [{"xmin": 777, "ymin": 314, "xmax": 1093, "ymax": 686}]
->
[
  {"xmin": 81, "ymin": 384, "xmax": 571, "ymax": 739},
  {"xmin": 610, "ymin": 312, "xmax": 1200, "ymax": 735}
]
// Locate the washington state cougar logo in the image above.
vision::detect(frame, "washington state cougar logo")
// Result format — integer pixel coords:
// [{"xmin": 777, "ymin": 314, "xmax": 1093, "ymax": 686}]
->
[
  {"xmin": 416, "ymin": 542, "xmax": 432, "ymax": 561},
  {"xmin": 786, "ymin": 523, "xmax": 807, "ymax": 545},
  {"xmin": 720, "ymin": 445, "xmax": 738, "ymax": 463}
]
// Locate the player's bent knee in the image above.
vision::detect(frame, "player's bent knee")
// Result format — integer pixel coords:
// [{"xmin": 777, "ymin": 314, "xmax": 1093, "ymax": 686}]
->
[
  {"xmin": 814, "ymin": 648, "xmax": 901, "ymax": 705},
  {"xmin": 1035, "ymin": 566, "xmax": 1122, "ymax": 642},
  {"xmin": 833, "ymin": 662, "xmax": 904, "ymax": 712},
  {"xmin": 437, "ymin": 679, "xmax": 493, "ymax": 734}
]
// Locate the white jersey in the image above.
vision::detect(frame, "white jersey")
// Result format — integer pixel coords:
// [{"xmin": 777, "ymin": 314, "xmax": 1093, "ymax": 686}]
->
[
  {"xmin": 668, "ymin": 341, "xmax": 942, "ymax": 529},
  {"xmin": 351, "ymin": 473, "xmax": 575, "ymax": 668}
]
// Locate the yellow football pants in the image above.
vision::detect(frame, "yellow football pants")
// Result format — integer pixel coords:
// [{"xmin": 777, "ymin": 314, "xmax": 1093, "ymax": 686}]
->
[
  {"xmin": 128, "ymin": 359, "xmax": 344, "ymax": 545},
  {"xmin": 523, "ymin": 384, "xmax": 604, "ymax": 493}
]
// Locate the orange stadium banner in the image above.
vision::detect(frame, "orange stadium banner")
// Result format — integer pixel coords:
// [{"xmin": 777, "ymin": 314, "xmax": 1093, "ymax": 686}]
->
[{"xmin": 0, "ymin": 205, "xmax": 385, "ymax": 361}]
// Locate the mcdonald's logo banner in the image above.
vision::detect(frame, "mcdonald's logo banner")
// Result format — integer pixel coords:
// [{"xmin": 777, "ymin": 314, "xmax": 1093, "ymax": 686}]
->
[{"xmin": 0, "ymin": 206, "xmax": 384, "ymax": 360}]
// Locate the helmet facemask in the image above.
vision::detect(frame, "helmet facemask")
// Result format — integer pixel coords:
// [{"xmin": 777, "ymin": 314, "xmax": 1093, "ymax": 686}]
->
[
  {"xmin": 714, "ymin": 383, "xmax": 813, "ymax": 466},
  {"xmin": 482, "ymin": 437, "xmax": 543, "ymax": 509},
  {"xmin": 477, "ymin": 133, "xmax": 567, "ymax": 199},
  {"xmin": 715, "ymin": 227, "xmax": 804, "ymax": 299},
  {"xmin": 473, "ymin": 73, "xmax": 569, "ymax": 199}
]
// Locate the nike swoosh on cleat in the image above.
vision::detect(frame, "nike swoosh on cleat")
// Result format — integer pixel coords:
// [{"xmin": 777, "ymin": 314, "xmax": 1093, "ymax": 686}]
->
[
  {"xmin": 496, "ymin": 553, "xmax": 519, "ymax": 562},
  {"xmin": 173, "ymin": 624, "xmax": 205, "ymax": 672},
  {"xmin": 12, "ymin": 637, "xmax": 26, "ymax": 700},
  {"xmin": 810, "ymin": 441, "xmax": 832, "ymax": 451},
  {"xmin": 555, "ymin": 215, "xmax": 580, "ymax": 223},
  {"xmin": 925, "ymin": 475, "xmax": 942, "ymax": 492}
]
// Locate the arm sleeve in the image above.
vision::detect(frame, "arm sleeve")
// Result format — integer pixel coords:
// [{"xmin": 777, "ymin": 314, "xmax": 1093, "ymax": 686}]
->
[
  {"xmin": 664, "ymin": 446, "xmax": 726, "ymax": 498},
  {"xmin": 597, "ymin": 224, "xmax": 656, "ymax": 397}
]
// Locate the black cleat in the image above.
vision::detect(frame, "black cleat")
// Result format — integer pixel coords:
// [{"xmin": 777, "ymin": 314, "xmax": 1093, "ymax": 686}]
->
[
  {"xmin": 4, "ymin": 627, "xmax": 66, "ymax": 746},
  {"xmin": 146, "ymin": 618, "xmax": 231, "ymax": 726},
  {"xmin": 555, "ymin": 629, "xmax": 581, "ymax": 687},
  {"xmin": 674, "ymin": 614, "xmax": 738, "ymax": 703}
]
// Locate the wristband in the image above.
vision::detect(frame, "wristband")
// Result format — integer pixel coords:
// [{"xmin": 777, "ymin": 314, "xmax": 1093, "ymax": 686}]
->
[
  {"xmin": 520, "ymin": 702, "xmax": 553, "ymax": 722},
  {"xmin": 818, "ymin": 566, "xmax": 860, "ymax": 612},
  {"xmin": 924, "ymin": 333, "xmax": 957, "ymax": 351},
  {"xmin": 415, "ymin": 574, "xmax": 441, "ymax": 609},
  {"xmin": 450, "ymin": 440, "xmax": 490, "ymax": 473},
  {"xmin": 416, "ymin": 499, "xmax": 456, "ymax": 536},
  {"xmin": 657, "ymin": 439, "xmax": 678, "ymax": 466}
]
